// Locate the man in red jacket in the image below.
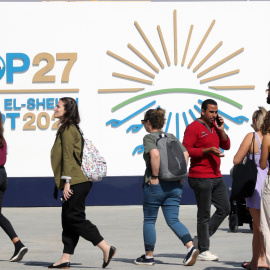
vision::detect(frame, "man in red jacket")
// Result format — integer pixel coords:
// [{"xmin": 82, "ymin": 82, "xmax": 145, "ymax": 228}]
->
[{"xmin": 183, "ymin": 99, "xmax": 230, "ymax": 261}]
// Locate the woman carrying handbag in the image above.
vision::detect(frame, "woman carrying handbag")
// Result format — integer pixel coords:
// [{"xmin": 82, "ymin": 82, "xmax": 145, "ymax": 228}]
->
[{"xmin": 234, "ymin": 107, "xmax": 268, "ymax": 270}]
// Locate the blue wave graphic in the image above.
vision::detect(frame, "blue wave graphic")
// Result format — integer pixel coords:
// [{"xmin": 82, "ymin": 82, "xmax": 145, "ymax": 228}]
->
[{"xmin": 132, "ymin": 144, "xmax": 144, "ymax": 156}]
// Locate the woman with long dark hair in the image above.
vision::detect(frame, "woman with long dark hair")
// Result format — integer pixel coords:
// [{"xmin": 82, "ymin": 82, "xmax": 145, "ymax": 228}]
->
[
  {"xmin": 49, "ymin": 97, "xmax": 116, "ymax": 269},
  {"xmin": 0, "ymin": 113, "xmax": 28, "ymax": 262}
]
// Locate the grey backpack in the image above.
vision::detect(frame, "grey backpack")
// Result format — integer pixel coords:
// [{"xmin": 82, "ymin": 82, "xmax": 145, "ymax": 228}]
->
[{"xmin": 150, "ymin": 133, "xmax": 188, "ymax": 181}]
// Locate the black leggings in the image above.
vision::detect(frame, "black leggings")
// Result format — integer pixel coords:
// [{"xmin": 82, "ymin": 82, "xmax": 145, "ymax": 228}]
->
[
  {"xmin": 0, "ymin": 167, "xmax": 17, "ymax": 240},
  {"xmin": 62, "ymin": 181, "xmax": 104, "ymax": 254}
]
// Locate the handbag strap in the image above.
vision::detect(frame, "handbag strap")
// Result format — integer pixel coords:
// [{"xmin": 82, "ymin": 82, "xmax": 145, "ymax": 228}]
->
[
  {"xmin": 72, "ymin": 124, "xmax": 84, "ymax": 167},
  {"xmin": 251, "ymin": 132, "xmax": 255, "ymax": 161},
  {"xmin": 254, "ymin": 132, "xmax": 261, "ymax": 152}
]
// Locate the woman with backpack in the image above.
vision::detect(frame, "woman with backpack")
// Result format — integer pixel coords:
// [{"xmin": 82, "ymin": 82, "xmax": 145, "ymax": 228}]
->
[
  {"xmin": 0, "ymin": 113, "xmax": 28, "ymax": 262},
  {"xmin": 134, "ymin": 108, "xmax": 199, "ymax": 266},
  {"xmin": 49, "ymin": 97, "xmax": 116, "ymax": 269}
]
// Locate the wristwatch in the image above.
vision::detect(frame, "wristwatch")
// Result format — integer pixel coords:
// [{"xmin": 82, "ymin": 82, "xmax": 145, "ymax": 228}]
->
[
  {"xmin": 151, "ymin": 175, "xmax": 159, "ymax": 178},
  {"xmin": 64, "ymin": 179, "xmax": 71, "ymax": 184}
]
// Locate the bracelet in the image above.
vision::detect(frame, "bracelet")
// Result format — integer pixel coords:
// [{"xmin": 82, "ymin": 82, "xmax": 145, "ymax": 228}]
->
[
  {"xmin": 151, "ymin": 175, "xmax": 159, "ymax": 178},
  {"xmin": 64, "ymin": 179, "xmax": 71, "ymax": 184}
]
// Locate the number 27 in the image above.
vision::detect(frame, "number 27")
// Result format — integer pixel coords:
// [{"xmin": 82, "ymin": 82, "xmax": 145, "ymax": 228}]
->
[{"xmin": 32, "ymin": 53, "xmax": 77, "ymax": 83}]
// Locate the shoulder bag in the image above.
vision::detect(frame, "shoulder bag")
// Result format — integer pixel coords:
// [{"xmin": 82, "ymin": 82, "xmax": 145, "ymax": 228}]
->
[{"xmin": 231, "ymin": 132, "xmax": 258, "ymax": 200}]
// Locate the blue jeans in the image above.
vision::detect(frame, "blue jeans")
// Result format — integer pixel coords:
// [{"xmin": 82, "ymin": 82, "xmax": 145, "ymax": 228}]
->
[{"xmin": 143, "ymin": 180, "xmax": 192, "ymax": 251}]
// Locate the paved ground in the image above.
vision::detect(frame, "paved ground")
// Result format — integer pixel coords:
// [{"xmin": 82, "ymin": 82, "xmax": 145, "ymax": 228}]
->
[{"xmin": 0, "ymin": 205, "xmax": 253, "ymax": 270}]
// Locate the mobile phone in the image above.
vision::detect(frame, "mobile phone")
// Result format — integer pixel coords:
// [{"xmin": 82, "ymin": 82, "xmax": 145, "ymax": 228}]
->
[
  {"xmin": 60, "ymin": 189, "xmax": 73, "ymax": 203},
  {"xmin": 216, "ymin": 114, "xmax": 222, "ymax": 126}
]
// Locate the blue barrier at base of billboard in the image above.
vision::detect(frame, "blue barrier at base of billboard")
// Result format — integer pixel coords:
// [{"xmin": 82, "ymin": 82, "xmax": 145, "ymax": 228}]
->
[{"xmin": 3, "ymin": 175, "xmax": 233, "ymax": 207}]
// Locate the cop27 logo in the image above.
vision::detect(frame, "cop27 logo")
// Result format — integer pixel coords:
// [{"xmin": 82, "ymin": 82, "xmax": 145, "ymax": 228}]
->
[
  {"xmin": 0, "ymin": 53, "xmax": 77, "ymax": 83},
  {"xmin": 99, "ymin": 10, "xmax": 252, "ymax": 155},
  {"xmin": 0, "ymin": 53, "xmax": 77, "ymax": 131}
]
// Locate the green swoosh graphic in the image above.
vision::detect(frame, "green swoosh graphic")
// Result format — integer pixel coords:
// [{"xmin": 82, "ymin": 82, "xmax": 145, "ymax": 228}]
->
[{"xmin": 112, "ymin": 88, "xmax": 243, "ymax": 112}]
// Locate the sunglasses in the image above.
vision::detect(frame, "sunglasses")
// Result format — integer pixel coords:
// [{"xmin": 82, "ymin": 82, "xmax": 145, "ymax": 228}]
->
[{"xmin": 141, "ymin": 119, "xmax": 148, "ymax": 124}]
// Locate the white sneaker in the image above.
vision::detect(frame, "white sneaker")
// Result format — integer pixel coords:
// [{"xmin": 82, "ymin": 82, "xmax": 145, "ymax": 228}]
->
[
  {"xmin": 197, "ymin": 250, "xmax": 219, "ymax": 261},
  {"xmin": 192, "ymin": 236, "xmax": 198, "ymax": 249}
]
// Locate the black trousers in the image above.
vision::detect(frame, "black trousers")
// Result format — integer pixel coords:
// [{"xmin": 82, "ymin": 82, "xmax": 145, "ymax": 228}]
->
[
  {"xmin": 188, "ymin": 177, "xmax": 230, "ymax": 252},
  {"xmin": 0, "ymin": 167, "xmax": 17, "ymax": 240},
  {"xmin": 62, "ymin": 181, "xmax": 104, "ymax": 254}
]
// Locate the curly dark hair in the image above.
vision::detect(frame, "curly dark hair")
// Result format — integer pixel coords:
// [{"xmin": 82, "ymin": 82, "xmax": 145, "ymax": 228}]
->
[
  {"xmin": 260, "ymin": 110, "xmax": 270, "ymax": 135},
  {"xmin": 57, "ymin": 97, "xmax": 80, "ymax": 134},
  {"xmin": 144, "ymin": 108, "xmax": 166, "ymax": 129}
]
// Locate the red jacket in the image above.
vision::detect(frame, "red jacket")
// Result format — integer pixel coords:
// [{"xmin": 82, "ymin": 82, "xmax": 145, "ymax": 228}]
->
[{"xmin": 183, "ymin": 119, "xmax": 230, "ymax": 178}]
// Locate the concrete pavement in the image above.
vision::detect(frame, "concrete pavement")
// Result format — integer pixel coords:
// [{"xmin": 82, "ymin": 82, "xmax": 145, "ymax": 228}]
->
[{"xmin": 0, "ymin": 205, "xmax": 252, "ymax": 269}]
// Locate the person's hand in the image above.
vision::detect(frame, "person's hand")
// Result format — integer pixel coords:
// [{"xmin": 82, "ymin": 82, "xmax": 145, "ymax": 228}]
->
[
  {"xmin": 63, "ymin": 183, "xmax": 73, "ymax": 201},
  {"xmin": 149, "ymin": 177, "xmax": 159, "ymax": 185},
  {"xmin": 215, "ymin": 115, "xmax": 225, "ymax": 130},
  {"xmin": 207, "ymin": 147, "xmax": 224, "ymax": 157}
]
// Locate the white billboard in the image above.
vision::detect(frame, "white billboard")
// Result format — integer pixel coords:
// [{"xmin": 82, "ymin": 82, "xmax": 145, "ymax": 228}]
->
[{"xmin": 0, "ymin": 2, "xmax": 269, "ymax": 177}]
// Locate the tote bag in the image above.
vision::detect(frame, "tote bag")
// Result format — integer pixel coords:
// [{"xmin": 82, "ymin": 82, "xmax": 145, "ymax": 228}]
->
[{"xmin": 231, "ymin": 133, "xmax": 258, "ymax": 200}]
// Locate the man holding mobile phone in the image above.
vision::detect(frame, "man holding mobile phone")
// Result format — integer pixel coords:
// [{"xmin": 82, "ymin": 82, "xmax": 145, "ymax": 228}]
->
[{"xmin": 183, "ymin": 99, "xmax": 230, "ymax": 261}]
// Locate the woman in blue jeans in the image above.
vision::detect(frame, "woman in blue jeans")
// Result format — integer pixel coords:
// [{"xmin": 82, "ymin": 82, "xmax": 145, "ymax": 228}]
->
[{"xmin": 134, "ymin": 108, "xmax": 199, "ymax": 266}]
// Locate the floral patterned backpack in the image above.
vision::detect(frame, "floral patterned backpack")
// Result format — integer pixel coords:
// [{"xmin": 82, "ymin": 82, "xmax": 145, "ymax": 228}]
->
[
  {"xmin": 80, "ymin": 137, "xmax": 107, "ymax": 182},
  {"xmin": 75, "ymin": 126, "xmax": 107, "ymax": 182}
]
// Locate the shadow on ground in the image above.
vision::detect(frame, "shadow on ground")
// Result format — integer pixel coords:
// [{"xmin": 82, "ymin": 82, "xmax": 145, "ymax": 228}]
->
[
  {"xmin": 113, "ymin": 257, "xmax": 170, "ymax": 265},
  {"xmin": 23, "ymin": 262, "xmax": 94, "ymax": 269}
]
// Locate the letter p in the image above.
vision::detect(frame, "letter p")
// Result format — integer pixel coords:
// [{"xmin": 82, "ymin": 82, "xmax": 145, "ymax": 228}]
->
[{"xmin": 6, "ymin": 53, "xmax": 30, "ymax": 83}]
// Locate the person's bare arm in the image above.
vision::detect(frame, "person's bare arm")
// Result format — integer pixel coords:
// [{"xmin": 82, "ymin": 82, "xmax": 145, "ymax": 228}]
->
[
  {"xmin": 233, "ymin": 132, "xmax": 253, "ymax": 165},
  {"xmin": 149, "ymin": 149, "xmax": 160, "ymax": 185},
  {"xmin": 184, "ymin": 151, "xmax": 189, "ymax": 166},
  {"xmin": 260, "ymin": 134, "xmax": 270, "ymax": 169}
]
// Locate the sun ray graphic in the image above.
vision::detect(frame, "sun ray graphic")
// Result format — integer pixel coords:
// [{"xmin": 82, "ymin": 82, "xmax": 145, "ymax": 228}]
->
[{"xmin": 99, "ymin": 10, "xmax": 253, "ymax": 155}]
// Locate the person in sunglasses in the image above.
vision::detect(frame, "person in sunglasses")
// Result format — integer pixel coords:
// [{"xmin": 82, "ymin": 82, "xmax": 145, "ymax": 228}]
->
[{"xmin": 134, "ymin": 108, "xmax": 199, "ymax": 267}]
